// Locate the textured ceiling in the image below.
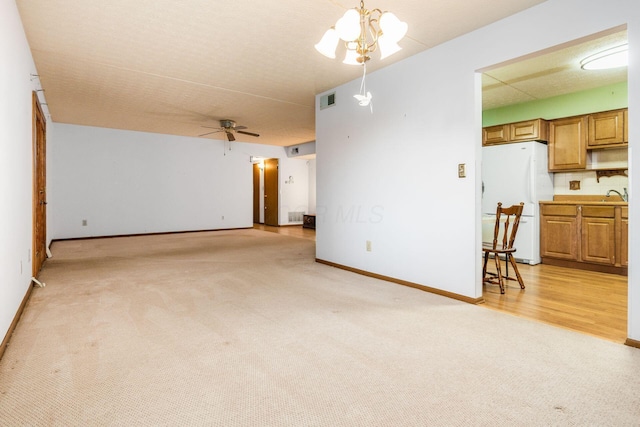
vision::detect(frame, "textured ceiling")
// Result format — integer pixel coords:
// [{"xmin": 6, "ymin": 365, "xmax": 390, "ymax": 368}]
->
[
  {"xmin": 482, "ymin": 27, "xmax": 628, "ymax": 110},
  {"xmin": 16, "ymin": 0, "xmax": 607, "ymax": 147}
]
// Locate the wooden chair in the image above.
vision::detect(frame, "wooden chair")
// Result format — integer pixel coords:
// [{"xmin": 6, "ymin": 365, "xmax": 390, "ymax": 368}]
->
[{"xmin": 483, "ymin": 202, "xmax": 525, "ymax": 294}]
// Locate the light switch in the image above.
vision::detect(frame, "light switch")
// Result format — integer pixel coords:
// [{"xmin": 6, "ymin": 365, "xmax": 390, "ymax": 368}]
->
[{"xmin": 458, "ymin": 163, "xmax": 466, "ymax": 178}]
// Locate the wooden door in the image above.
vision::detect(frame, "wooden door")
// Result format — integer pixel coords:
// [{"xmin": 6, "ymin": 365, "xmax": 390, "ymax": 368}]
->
[
  {"xmin": 548, "ymin": 116, "xmax": 587, "ymax": 171},
  {"xmin": 32, "ymin": 92, "xmax": 47, "ymax": 276},
  {"xmin": 253, "ymin": 163, "xmax": 260, "ymax": 223},
  {"xmin": 263, "ymin": 158, "xmax": 279, "ymax": 226}
]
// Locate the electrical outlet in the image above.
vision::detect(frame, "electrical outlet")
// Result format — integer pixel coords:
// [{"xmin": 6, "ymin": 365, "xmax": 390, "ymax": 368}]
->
[{"xmin": 366, "ymin": 240, "xmax": 372, "ymax": 252}]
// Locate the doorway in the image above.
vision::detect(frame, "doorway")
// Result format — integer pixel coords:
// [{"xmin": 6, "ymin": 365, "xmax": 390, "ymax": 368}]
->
[
  {"xmin": 32, "ymin": 91, "xmax": 47, "ymax": 277},
  {"xmin": 253, "ymin": 158, "xmax": 279, "ymax": 226},
  {"xmin": 479, "ymin": 28, "xmax": 629, "ymax": 341}
]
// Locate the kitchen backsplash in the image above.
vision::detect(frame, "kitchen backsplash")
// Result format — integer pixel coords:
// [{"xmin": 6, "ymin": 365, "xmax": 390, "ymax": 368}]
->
[{"xmin": 553, "ymin": 148, "xmax": 628, "ymax": 197}]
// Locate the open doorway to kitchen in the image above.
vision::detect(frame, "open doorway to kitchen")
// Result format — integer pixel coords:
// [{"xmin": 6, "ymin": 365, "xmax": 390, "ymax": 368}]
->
[{"xmin": 479, "ymin": 26, "xmax": 629, "ymax": 343}]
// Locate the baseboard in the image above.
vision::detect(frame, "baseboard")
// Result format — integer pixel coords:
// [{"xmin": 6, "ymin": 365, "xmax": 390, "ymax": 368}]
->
[
  {"xmin": 51, "ymin": 227, "xmax": 254, "ymax": 243},
  {"xmin": 541, "ymin": 257, "xmax": 627, "ymax": 276},
  {"xmin": 315, "ymin": 258, "xmax": 484, "ymax": 305},
  {"xmin": 0, "ymin": 284, "xmax": 33, "ymax": 361},
  {"xmin": 624, "ymin": 338, "xmax": 640, "ymax": 349}
]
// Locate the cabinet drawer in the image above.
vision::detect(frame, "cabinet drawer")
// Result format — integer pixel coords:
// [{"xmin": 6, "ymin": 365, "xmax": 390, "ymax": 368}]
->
[
  {"xmin": 541, "ymin": 205, "xmax": 577, "ymax": 216},
  {"xmin": 581, "ymin": 206, "xmax": 615, "ymax": 218}
]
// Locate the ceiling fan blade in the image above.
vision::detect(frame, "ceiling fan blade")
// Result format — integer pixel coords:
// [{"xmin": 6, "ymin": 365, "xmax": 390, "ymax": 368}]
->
[
  {"xmin": 226, "ymin": 131, "xmax": 236, "ymax": 142},
  {"xmin": 199, "ymin": 130, "xmax": 222, "ymax": 137},
  {"xmin": 201, "ymin": 125, "xmax": 222, "ymax": 130},
  {"xmin": 235, "ymin": 125, "xmax": 248, "ymax": 130},
  {"xmin": 237, "ymin": 130, "xmax": 260, "ymax": 137}
]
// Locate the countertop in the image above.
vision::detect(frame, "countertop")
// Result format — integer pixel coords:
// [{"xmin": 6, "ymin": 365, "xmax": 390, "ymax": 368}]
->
[{"xmin": 540, "ymin": 198, "xmax": 627, "ymax": 206}]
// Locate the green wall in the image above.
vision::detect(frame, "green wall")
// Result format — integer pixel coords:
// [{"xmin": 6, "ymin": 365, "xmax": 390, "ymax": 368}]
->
[{"xmin": 482, "ymin": 81, "xmax": 628, "ymax": 127}]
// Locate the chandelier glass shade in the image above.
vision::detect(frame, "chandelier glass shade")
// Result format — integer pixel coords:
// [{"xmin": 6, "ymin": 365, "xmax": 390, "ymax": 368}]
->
[{"xmin": 315, "ymin": 1, "xmax": 407, "ymax": 65}]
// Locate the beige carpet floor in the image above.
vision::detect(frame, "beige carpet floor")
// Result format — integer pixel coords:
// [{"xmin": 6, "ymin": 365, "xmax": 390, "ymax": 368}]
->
[{"xmin": 1, "ymin": 229, "xmax": 639, "ymax": 426}]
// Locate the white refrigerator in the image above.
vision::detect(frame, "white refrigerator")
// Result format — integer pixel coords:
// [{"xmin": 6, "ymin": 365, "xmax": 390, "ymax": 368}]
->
[{"xmin": 482, "ymin": 141, "xmax": 554, "ymax": 265}]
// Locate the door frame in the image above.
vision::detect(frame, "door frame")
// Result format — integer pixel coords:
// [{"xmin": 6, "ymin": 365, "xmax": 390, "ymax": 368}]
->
[{"xmin": 32, "ymin": 91, "xmax": 47, "ymax": 277}]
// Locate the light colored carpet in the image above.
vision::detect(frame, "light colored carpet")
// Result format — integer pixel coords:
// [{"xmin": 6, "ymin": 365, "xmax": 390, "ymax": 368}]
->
[{"xmin": 1, "ymin": 229, "xmax": 639, "ymax": 426}]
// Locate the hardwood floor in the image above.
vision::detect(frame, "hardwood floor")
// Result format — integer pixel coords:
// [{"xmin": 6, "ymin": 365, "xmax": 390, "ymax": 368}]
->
[
  {"xmin": 482, "ymin": 260, "xmax": 627, "ymax": 343},
  {"xmin": 256, "ymin": 224, "xmax": 628, "ymax": 343},
  {"xmin": 253, "ymin": 223, "xmax": 316, "ymax": 241}
]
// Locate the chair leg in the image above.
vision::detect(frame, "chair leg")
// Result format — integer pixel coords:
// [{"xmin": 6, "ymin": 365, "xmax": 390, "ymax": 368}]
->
[
  {"xmin": 483, "ymin": 252, "xmax": 489, "ymax": 280},
  {"xmin": 507, "ymin": 254, "xmax": 525, "ymax": 289},
  {"xmin": 493, "ymin": 253, "xmax": 505, "ymax": 294}
]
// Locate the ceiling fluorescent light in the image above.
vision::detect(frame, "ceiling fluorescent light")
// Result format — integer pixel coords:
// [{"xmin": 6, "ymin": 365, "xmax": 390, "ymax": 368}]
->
[{"xmin": 580, "ymin": 44, "xmax": 628, "ymax": 70}]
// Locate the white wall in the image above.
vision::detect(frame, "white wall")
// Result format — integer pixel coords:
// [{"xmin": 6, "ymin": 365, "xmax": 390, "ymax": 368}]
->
[
  {"xmin": 0, "ymin": 0, "xmax": 47, "ymax": 342},
  {"xmin": 316, "ymin": 0, "xmax": 640, "ymax": 340},
  {"xmin": 308, "ymin": 159, "xmax": 317, "ymax": 214},
  {"xmin": 50, "ymin": 123, "xmax": 310, "ymax": 238}
]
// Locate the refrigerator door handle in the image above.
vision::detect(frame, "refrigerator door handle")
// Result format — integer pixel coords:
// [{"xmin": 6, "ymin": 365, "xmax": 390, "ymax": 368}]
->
[{"xmin": 528, "ymin": 155, "xmax": 536, "ymax": 204}]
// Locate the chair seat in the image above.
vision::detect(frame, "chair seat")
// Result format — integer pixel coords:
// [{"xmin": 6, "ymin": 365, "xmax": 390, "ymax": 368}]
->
[{"xmin": 482, "ymin": 244, "xmax": 516, "ymax": 254}]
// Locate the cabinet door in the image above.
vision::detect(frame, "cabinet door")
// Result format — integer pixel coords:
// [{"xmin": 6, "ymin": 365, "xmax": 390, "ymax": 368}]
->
[
  {"xmin": 624, "ymin": 109, "xmax": 628, "ymax": 143},
  {"xmin": 483, "ymin": 125, "xmax": 509, "ymax": 145},
  {"xmin": 510, "ymin": 119, "xmax": 548, "ymax": 142},
  {"xmin": 621, "ymin": 206, "xmax": 628, "ymax": 267},
  {"xmin": 588, "ymin": 110, "xmax": 625, "ymax": 148},
  {"xmin": 548, "ymin": 116, "xmax": 587, "ymax": 171},
  {"xmin": 540, "ymin": 215, "xmax": 579, "ymax": 260},
  {"xmin": 581, "ymin": 217, "xmax": 615, "ymax": 265}
]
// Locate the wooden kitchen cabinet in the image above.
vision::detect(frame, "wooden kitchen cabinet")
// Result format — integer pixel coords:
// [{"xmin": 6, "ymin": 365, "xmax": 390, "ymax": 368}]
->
[
  {"xmin": 587, "ymin": 109, "xmax": 626, "ymax": 149},
  {"xmin": 581, "ymin": 206, "xmax": 615, "ymax": 265},
  {"xmin": 621, "ymin": 206, "xmax": 628, "ymax": 267},
  {"xmin": 540, "ymin": 202, "xmax": 627, "ymax": 275},
  {"xmin": 482, "ymin": 119, "xmax": 548, "ymax": 146},
  {"xmin": 548, "ymin": 116, "xmax": 587, "ymax": 171},
  {"xmin": 510, "ymin": 119, "xmax": 548, "ymax": 142},
  {"xmin": 540, "ymin": 205, "xmax": 579, "ymax": 261},
  {"xmin": 483, "ymin": 124, "xmax": 509, "ymax": 145}
]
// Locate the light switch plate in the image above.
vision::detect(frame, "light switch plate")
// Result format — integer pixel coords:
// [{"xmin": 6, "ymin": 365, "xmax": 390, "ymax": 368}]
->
[{"xmin": 458, "ymin": 163, "xmax": 466, "ymax": 178}]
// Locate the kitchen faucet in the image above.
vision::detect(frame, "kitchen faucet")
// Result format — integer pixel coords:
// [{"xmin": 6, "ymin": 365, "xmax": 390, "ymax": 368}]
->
[{"xmin": 606, "ymin": 188, "xmax": 628, "ymax": 202}]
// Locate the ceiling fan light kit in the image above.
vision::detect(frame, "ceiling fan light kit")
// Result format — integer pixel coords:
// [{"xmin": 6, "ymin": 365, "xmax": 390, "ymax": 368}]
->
[{"xmin": 315, "ymin": 0, "xmax": 407, "ymax": 65}]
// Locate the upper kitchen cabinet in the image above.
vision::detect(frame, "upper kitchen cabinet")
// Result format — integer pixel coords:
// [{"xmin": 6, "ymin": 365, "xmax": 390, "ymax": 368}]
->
[
  {"xmin": 587, "ymin": 109, "xmax": 627, "ymax": 149},
  {"xmin": 510, "ymin": 119, "xmax": 549, "ymax": 142},
  {"xmin": 482, "ymin": 119, "xmax": 548, "ymax": 146},
  {"xmin": 548, "ymin": 116, "xmax": 587, "ymax": 171},
  {"xmin": 482, "ymin": 124, "xmax": 509, "ymax": 145}
]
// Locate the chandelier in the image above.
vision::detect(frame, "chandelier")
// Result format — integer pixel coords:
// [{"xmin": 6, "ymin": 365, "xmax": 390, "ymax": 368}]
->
[{"xmin": 315, "ymin": 1, "xmax": 408, "ymax": 65}]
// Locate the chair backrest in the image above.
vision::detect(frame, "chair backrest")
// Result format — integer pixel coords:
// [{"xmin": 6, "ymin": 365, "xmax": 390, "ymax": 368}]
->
[{"xmin": 490, "ymin": 202, "xmax": 524, "ymax": 250}]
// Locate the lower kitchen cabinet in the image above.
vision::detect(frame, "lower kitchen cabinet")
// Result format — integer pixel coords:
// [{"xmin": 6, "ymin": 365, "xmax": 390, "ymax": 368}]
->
[
  {"xmin": 621, "ymin": 207, "xmax": 629, "ymax": 267},
  {"xmin": 540, "ymin": 202, "xmax": 627, "ymax": 275},
  {"xmin": 581, "ymin": 216, "xmax": 615, "ymax": 265},
  {"xmin": 540, "ymin": 205, "xmax": 579, "ymax": 261}
]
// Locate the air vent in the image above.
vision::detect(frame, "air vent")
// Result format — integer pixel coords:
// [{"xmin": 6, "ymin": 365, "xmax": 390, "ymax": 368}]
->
[
  {"xmin": 320, "ymin": 92, "xmax": 336, "ymax": 110},
  {"xmin": 288, "ymin": 211, "xmax": 304, "ymax": 222}
]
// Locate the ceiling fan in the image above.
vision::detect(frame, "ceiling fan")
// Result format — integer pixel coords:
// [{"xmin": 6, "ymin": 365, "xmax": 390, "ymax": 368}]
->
[{"xmin": 199, "ymin": 119, "xmax": 260, "ymax": 141}]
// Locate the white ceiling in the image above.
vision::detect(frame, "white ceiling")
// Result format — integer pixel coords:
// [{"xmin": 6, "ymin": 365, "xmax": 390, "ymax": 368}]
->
[{"xmin": 16, "ymin": 0, "xmax": 624, "ymax": 147}]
